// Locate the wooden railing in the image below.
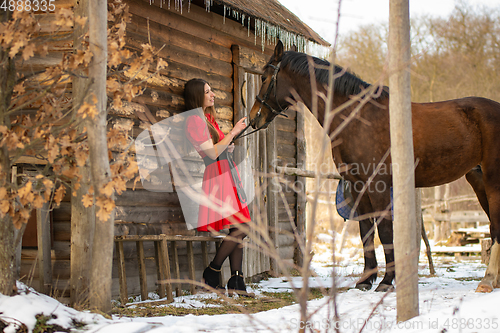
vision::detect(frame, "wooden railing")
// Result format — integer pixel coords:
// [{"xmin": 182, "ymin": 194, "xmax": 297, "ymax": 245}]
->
[{"xmin": 114, "ymin": 234, "xmax": 224, "ymax": 304}]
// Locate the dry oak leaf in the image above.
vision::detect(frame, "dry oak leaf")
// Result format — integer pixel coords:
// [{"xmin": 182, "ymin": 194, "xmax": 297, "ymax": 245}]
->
[
  {"xmin": 75, "ymin": 15, "xmax": 87, "ymax": 27},
  {"xmin": 62, "ymin": 166, "xmax": 78, "ymax": 179},
  {"xmin": 20, "ymin": 208, "xmax": 30, "ymax": 220},
  {"xmin": 14, "ymin": 82, "xmax": 26, "ymax": 95},
  {"xmin": 75, "ymin": 147, "xmax": 88, "ymax": 167},
  {"xmin": 82, "ymin": 193, "xmax": 94, "ymax": 207},
  {"xmin": 12, "ymin": 215, "xmax": 24, "ymax": 230},
  {"xmin": 47, "ymin": 143, "xmax": 60, "ymax": 163},
  {"xmin": 54, "ymin": 185, "xmax": 66, "ymax": 204},
  {"xmin": 0, "ymin": 187, "xmax": 7, "ymax": 200},
  {"xmin": 0, "ymin": 200, "xmax": 10, "ymax": 215},
  {"xmin": 53, "ymin": 8, "xmax": 74, "ymax": 28},
  {"xmin": 18, "ymin": 181, "xmax": 33, "ymax": 199},
  {"xmin": 43, "ymin": 179, "xmax": 54, "ymax": 192},
  {"xmin": 156, "ymin": 58, "xmax": 168, "ymax": 71},
  {"xmin": 101, "ymin": 181, "xmax": 115, "ymax": 197},
  {"xmin": 108, "ymin": 41, "xmax": 122, "ymax": 67},
  {"xmin": 96, "ymin": 197, "xmax": 115, "ymax": 221},
  {"xmin": 9, "ymin": 39, "xmax": 25, "ymax": 58},
  {"xmin": 22, "ymin": 43, "xmax": 36, "ymax": 61},
  {"xmin": 32, "ymin": 194, "xmax": 45, "ymax": 209},
  {"xmin": 113, "ymin": 177, "xmax": 127, "ymax": 195},
  {"xmin": 77, "ymin": 101, "xmax": 98, "ymax": 119}
]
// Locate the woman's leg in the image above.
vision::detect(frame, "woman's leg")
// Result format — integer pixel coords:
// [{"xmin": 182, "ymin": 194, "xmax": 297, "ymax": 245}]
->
[
  {"xmin": 204, "ymin": 227, "xmax": 247, "ymax": 291},
  {"xmin": 212, "ymin": 227, "xmax": 247, "ymax": 267}
]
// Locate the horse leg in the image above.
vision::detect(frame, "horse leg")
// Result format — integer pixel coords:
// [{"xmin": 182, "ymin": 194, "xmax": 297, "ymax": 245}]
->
[
  {"xmin": 356, "ymin": 218, "xmax": 378, "ymax": 291},
  {"xmin": 477, "ymin": 242, "xmax": 500, "ymax": 292},
  {"xmin": 374, "ymin": 218, "xmax": 395, "ymax": 292},
  {"xmin": 474, "ymin": 165, "xmax": 500, "ymax": 292},
  {"xmin": 465, "ymin": 166, "xmax": 490, "ymax": 217}
]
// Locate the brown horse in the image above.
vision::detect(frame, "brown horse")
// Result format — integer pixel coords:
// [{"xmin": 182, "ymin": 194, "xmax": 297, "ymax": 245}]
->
[{"xmin": 249, "ymin": 40, "xmax": 500, "ymax": 293}]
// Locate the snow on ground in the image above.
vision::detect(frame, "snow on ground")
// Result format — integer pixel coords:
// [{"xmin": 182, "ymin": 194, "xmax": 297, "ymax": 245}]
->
[{"xmin": 1, "ymin": 238, "xmax": 499, "ymax": 333}]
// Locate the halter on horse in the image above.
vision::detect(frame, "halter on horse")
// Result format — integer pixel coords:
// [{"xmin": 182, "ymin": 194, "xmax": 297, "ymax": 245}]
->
[{"xmin": 231, "ymin": 63, "xmax": 288, "ymax": 143}]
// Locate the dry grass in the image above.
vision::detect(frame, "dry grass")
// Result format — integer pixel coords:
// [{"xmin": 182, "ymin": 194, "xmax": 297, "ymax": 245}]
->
[{"xmin": 111, "ymin": 289, "xmax": 327, "ymax": 317}]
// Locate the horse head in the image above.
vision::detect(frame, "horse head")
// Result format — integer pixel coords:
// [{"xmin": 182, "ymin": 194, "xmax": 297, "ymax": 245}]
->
[{"xmin": 249, "ymin": 40, "xmax": 290, "ymax": 129}]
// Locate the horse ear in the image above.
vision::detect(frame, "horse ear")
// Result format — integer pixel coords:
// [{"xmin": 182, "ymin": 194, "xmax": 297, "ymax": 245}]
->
[{"xmin": 274, "ymin": 40, "xmax": 284, "ymax": 62}]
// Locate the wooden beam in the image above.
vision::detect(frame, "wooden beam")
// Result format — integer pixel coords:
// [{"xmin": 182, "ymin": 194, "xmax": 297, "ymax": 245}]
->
[
  {"xmin": 275, "ymin": 166, "xmax": 341, "ymax": 180},
  {"xmin": 116, "ymin": 241, "xmax": 128, "ymax": 305},
  {"xmin": 294, "ymin": 109, "xmax": 306, "ymax": 267},
  {"xmin": 37, "ymin": 203, "xmax": 52, "ymax": 295},
  {"xmin": 266, "ymin": 121, "xmax": 279, "ymax": 274},
  {"xmin": 160, "ymin": 236, "xmax": 173, "ymax": 302},
  {"xmin": 186, "ymin": 241, "xmax": 196, "ymax": 295},
  {"xmin": 136, "ymin": 241, "xmax": 148, "ymax": 301},
  {"xmin": 154, "ymin": 241, "xmax": 165, "ymax": 299},
  {"xmin": 170, "ymin": 241, "xmax": 181, "ymax": 296}
]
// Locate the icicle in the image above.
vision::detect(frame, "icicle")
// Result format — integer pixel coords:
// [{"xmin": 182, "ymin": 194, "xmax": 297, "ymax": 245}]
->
[
  {"xmin": 247, "ymin": 16, "xmax": 251, "ymax": 37},
  {"xmin": 261, "ymin": 20, "xmax": 265, "ymax": 52},
  {"xmin": 168, "ymin": 0, "xmax": 170, "ymax": 10},
  {"xmin": 241, "ymin": 14, "xmax": 245, "ymax": 26},
  {"xmin": 188, "ymin": 0, "xmax": 191, "ymax": 12},
  {"xmin": 254, "ymin": 19, "xmax": 259, "ymax": 45},
  {"xmin": 223, "ymin": 5, "xmax": 226, "ymax": 24}
]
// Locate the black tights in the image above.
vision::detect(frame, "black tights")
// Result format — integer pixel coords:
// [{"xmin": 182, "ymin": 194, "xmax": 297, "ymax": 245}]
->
[{"xmin": 212, "ymin": 227, "xmax": 247, "ymax": 272}]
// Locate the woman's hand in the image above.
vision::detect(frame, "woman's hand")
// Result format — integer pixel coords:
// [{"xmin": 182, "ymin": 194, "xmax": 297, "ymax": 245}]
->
[
  {"xmin": 227, "ymin": 143, "xmax": 235, "ymax": 153},
  {"xmin": 229, "ymin": 117, "xmax": 247, "ymax": 137}
]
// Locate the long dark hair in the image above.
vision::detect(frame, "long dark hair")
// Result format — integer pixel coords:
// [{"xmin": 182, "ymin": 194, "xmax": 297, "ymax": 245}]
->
[{"xmin": 184, "ymin": 78, "xmax": 220, "ymax": 143}]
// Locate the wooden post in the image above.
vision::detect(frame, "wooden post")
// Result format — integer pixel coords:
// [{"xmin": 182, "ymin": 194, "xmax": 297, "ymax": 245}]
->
[
  {"xmin": 36, "ymin": 203, "xmax": 52, "ymax": 295},
  {"xmin": 215, "ymin": 239, "xmax": 224, "ymax": 285},
  {"xmin": 154, "ymin": 241, "xmax": 165, "ymax": 299},
  {"xmin": 136, "ymin": 241, "xmax": 148, "ymax": 301},
  {"xmin": 389, "ymin": 0, "xmax": 419, "ymax": 321},
  {"xmin": 201, "ymin": 241, "xmax": 209, "ymax": 268},
  {"xmin": 295, "ymin": 107, "xmax": 306, "ymax": 267},
  {"xmin": 266, "ymin": 120, "xmax": 279, "ymax": 274},
  {"xmin": 160, "ymin": 236, "xmax": 173, "ymax": 302},
  {"xmin": 171, "ymin": 241, "xmax": 181, "ymax": 296},
  {"xmin": 186, "ymin": 241, "xmax": 196, "ymax": 294},
  {"xmin": 116, "ymin": 241, "xmax": 128, "ymax": 305}
]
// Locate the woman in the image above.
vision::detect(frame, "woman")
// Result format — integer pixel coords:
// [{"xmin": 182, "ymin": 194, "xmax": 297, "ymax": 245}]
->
[{"xmin": 184, "ymin": 78, "xmax": 250, "ymax": 294}]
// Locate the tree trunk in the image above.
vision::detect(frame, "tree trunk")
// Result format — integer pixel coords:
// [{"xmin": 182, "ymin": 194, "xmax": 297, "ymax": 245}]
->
[
  {"xmin": 86, "ymin": 0, "xmax": 113, "ymax": 312},
  {"xmin": 389, "ymin": 0, "xmax": 419, "ymax": 322},
  {"xmin": 70, "ymin": 0, "xmax": 95, "ymax": 309},
  {"xmin": 0, "ymin": 212, "xmax": 15, "ymax": 296},
  {"xmin": 0, "ymin": 9, "xmax": 17, "ymax": 296}
]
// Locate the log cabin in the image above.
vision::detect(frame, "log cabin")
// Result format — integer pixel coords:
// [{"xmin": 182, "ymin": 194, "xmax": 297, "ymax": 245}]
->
[{"xmin": 17, "ymin": 0, "xmax": 329, "ymax": 303}]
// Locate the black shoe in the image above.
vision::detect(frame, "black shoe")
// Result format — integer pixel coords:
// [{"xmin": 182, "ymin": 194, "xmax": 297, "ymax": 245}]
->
[
  {"xmin": 227, "ymin": 270, "xmax": 247, "ymax": 295},
  {"xmin": 202, "ymin": 262, "xmax": 222, "ymax": 290}
]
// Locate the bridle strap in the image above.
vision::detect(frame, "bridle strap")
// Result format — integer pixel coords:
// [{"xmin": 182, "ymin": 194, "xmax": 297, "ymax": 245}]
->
[{"xmin": 231, "ymin": 62, "xmax": 288, "ymax": 143}]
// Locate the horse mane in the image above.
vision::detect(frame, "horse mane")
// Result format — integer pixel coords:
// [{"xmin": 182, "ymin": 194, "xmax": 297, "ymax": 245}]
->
[{"xmin": 272, "ymin": 51, "xmax": 389, "ymax": 99}]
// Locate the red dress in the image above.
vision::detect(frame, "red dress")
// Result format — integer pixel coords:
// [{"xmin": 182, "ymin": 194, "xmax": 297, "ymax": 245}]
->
[{"xmin": 185, "ymin": 114, "xmax": 250, "ymax": 231}]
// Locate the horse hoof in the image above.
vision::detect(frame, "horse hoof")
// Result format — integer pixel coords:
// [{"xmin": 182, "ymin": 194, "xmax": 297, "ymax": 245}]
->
[
  {"xmin": 375, "ymin": 284, "xmax": 394, "ymax": 292},
  {"xmin": 476, "ymin": 283, "xmax": 493, "ymax": 293},
  {"xmin": 355, "ymin": 283, "xmax": 372, "ymax": 291}
]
